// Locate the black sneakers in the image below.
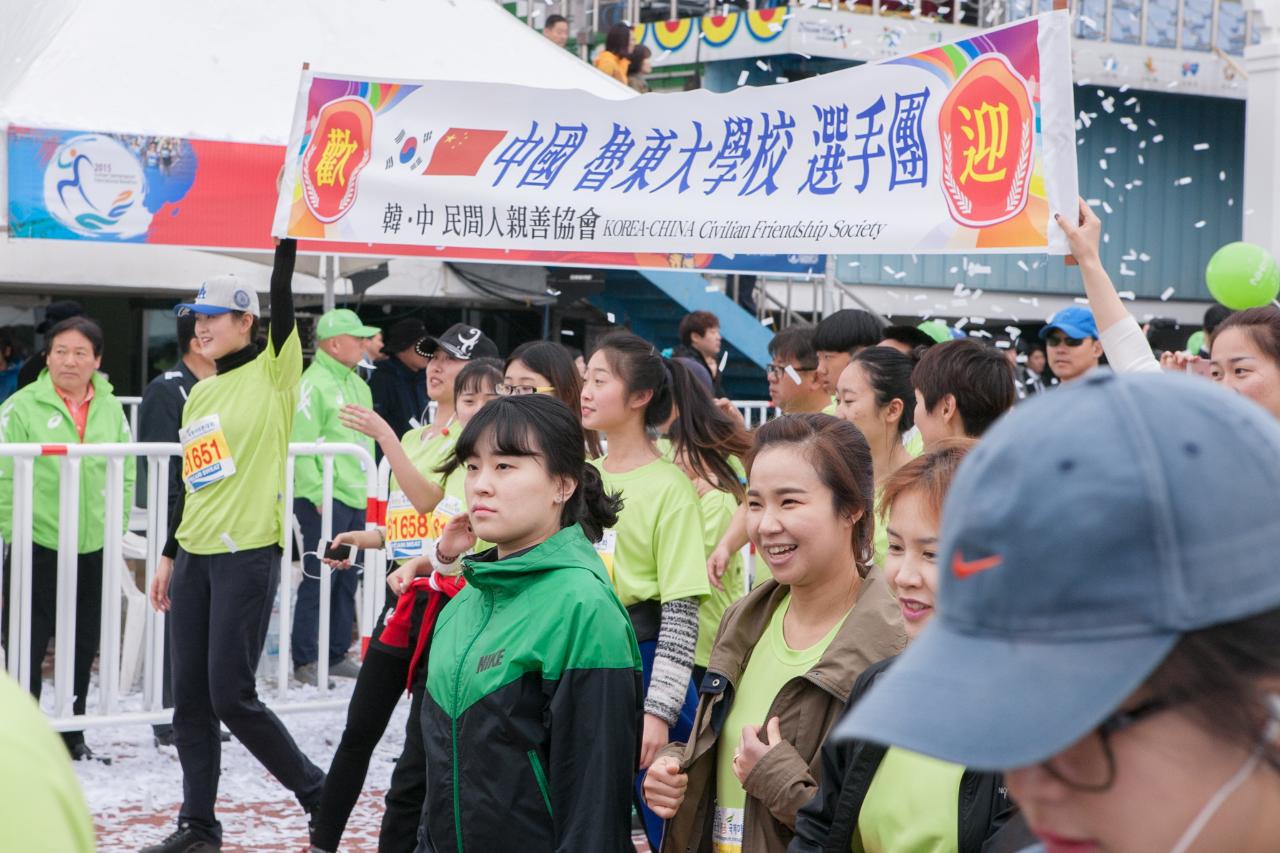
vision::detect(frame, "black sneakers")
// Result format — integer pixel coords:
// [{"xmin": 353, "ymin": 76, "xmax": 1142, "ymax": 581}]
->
[{"xmin": 139, "ymin": 823, "xmax": 221, "ymax": 853}]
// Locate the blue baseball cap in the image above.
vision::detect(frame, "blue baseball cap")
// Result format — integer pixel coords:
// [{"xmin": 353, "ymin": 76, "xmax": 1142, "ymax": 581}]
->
[
  {"xmin": 1038, "ymin": 305, "xmax": 1098, "ymax": 341},
  {"xmin": 836, "ymin": 370, "xmax": 1280, "ymax": 769},
  {"xmin": 174, "ymin": 274, "xmax": 260, "ymax": 317}
]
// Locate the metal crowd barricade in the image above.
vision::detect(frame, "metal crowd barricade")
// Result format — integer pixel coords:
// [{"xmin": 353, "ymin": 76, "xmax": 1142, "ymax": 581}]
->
[
  {"xmin": 2, "ymin": 442, "xmax": 179, "ymax": 729},
  {"xmin": 1, "ymin": 441, "xmax": 381, "ymax": 730},
  {"xmin": 279, "ymin": 442, "xmax": 381, "ymax": 701},
  {"xmin": 731, "ymin": 400, "xmax": 777, "ymax": 429}
]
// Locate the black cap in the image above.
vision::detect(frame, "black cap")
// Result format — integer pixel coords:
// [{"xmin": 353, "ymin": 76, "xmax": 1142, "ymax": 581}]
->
[
  {"xmin": 381, "ymin": 318, "xmax": 428, "ymax": 356},
  {"xmin": 36, "ymin": 300, "xmax": 83, "ymax": 334},
  {"xmin": 415, "ymin": 323, "xmax": 499, "ymax": 361}
]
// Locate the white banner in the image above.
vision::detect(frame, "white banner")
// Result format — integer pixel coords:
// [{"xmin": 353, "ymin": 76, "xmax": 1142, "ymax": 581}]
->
[{"xmin": 273, "ymin": 12, "xmax": 1077, "ymax": 256}]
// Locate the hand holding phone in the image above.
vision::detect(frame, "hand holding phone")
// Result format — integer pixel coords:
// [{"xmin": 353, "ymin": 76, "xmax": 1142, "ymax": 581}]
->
[{"xmin": 321, "ymin": 538, "xmax": 358, "ymax": 567}]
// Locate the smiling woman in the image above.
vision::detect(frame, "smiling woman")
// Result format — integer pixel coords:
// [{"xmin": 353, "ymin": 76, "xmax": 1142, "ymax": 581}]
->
[
  {"xmin": 791, "ymin": 438, "xmax": 1022, "ymax": 853},
  {"xmin": 644, "ymin": 414, "xmax": 905, "ymax": 853}
]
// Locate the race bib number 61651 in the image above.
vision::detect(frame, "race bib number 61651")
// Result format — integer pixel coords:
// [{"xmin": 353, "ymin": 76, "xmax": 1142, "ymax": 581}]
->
[{"xmin": 179, "ymin": 414, "xmax": 237, "ymax": 492}]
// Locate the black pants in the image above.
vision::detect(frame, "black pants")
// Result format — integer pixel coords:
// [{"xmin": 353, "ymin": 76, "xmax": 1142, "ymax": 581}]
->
[
  {"xmin": 169, "ymin": 546, "xmax": 325, "ymax": 842},
  {"xmin": 310, "ymin": 643, "xmax": 427, "ymax": 853},
  {"xmin": 291, "ymin": 498, "xmax": 365, "ymax": 667},
  {"xmin": 0, "ymin": 544, "xmax": 102, "ymax": 749}
]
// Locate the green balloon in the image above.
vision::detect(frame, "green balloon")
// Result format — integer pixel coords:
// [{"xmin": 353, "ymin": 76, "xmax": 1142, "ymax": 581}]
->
[
  {"xmin": 1185, "ymin": 330, "xmax": 1206, "ymax": 356},
  {"xmin": 1205, "ymin": 242, "xmax": 1280, "ymax": 310}
]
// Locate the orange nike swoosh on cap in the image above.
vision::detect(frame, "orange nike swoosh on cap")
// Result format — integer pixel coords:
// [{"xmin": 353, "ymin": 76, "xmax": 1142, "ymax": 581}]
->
[{"xmin": 952, "ymin": 552, "xmax": 1003, "ymax": 578}]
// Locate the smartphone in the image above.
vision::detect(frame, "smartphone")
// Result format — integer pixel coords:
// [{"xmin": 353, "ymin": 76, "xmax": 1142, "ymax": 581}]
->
[{"xmin": 322, "ymin": 540, "xmax": 358, "ymax": 563}]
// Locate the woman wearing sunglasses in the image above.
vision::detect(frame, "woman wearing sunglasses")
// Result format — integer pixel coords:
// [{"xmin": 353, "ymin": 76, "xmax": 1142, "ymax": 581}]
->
[{"xmin": 838, "ymin": 371, "xmax": 1280, "ymax": 853}]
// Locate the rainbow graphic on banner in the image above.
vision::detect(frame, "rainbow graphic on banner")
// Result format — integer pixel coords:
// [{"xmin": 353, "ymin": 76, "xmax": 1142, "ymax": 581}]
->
[{"xmin": 888, "ymin": 23, "xmax": 1050, "ymax": 248}]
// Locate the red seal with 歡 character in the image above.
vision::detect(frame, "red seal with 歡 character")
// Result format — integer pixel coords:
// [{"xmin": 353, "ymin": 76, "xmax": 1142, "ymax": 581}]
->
[
  {"xmin": 938, "ymin": 56, "xmax": 1034, "ymax": 228},
  {"xmin": 301, "ymin": 97, "xmax": 374, "ymax": 223}
]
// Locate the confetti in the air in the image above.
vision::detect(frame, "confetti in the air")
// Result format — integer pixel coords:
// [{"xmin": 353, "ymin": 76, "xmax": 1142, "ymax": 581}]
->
[{"xmin": 1161, "ymin": 287, "xmax": 1176, "ymax": 301}]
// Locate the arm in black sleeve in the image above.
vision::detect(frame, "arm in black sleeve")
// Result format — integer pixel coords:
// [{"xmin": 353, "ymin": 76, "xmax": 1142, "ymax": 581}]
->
[
  {"xmin": 789, "ymin": 730, "xmax": 848, "ymax": 853},
  {"xmin": 162, "ymin": 486, "xmax": 186, "ymax": 560},
  {"xmin": 547, "ymin": 666, "xmax": 642, "ymax": 852},
  {"xmin": 269, "ymin": 238, "xmax": 297, "ymax": 353}
]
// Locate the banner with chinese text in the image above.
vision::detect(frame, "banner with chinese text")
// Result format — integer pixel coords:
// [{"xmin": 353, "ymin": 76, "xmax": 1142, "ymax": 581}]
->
[
  {"xmin": 273, "ymin": 12, "xmax": 1077, "ymax": 255},
  {"xmin": 5, "ymin": 127, "xmax": 821, "ymax": 276}
]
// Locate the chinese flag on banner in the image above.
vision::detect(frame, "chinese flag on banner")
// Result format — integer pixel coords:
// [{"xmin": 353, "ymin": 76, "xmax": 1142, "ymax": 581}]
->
[{"xmin": 423, "ymin": 128, "xmax": 508, "ymax": 176}]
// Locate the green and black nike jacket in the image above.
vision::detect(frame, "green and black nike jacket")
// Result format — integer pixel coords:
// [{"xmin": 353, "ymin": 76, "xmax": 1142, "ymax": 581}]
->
[{"xmin": 416, "ymin": 523, "xmax": 644, "ymax": 853}]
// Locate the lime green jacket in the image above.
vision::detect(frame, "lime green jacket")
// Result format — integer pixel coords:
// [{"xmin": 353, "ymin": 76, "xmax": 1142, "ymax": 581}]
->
[
  {"xmin": 0, "ymin": 371, "xmax": 135, "ymax": 553},
  {"xmin": 290, "ymin": 349, "xmax": 375, "ymax": 510}
]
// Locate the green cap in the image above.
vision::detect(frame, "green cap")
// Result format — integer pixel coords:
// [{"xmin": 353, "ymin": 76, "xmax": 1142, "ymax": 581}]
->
[
  {"xmin": 316, "ymin": 308, "xmax": 379, "ymax": 341},
  {"xmin": 917, "ymin": 319, "xmax": 953, "ymax": 344}
]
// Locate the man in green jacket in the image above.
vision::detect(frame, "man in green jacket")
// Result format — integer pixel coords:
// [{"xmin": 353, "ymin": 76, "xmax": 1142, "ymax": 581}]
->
[
  {"xmin": 0, "ymin": 316, "xmax": 134, "ymax": 762},
  {"xmin": 290, "ymin": 309, "xmax": 379, "ymax": 685}
]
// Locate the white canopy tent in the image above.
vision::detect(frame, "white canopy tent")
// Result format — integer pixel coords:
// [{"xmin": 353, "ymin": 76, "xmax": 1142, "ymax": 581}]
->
[{"xmin": 0, "ymin": 0, "xmax": 632, "ymax": 301}]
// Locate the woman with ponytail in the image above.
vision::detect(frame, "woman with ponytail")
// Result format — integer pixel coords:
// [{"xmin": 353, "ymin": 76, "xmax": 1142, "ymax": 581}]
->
[
  {"xmin": 582, "ymin": 330, "xmax": 743, "ymax": 846},
  {"xmin": 416, "ymin": 394, "xmax": 643, "ymax": 852}
]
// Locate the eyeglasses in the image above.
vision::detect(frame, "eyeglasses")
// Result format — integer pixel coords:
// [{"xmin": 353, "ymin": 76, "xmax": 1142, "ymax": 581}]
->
[
  {"xmin": 496, "ymin": 383, "xmax": 556, "ymax": 397},
  {"xmin": 1045, "ymin": 333, "xmax": 1087, "ymax": 348},
  {"xmin": 766, "ymin": 363, "xmax": 818, "ymax": 379},
  {"xmin": 1040, "ymin": 696, "xmax": 1175, "ymax": 791}
]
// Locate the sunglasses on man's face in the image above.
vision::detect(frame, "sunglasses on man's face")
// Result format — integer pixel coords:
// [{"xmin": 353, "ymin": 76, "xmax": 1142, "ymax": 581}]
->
[{"xmin": 1046, "ymin": 333, "xmax": 1086, "ymax": 348}]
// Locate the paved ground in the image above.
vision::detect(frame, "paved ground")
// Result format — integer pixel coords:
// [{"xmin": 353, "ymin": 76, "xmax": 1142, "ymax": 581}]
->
[{"xmin": 73, "ymin": 680, "xmax": 651, "ymax": 851}]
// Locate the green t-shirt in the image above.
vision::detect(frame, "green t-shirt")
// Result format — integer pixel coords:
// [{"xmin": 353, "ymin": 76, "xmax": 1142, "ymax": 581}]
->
[
  {"xmin": 873, "ymin": 487, "xmax": 888, "ymax": 571},
  {"xmin": 713, "ymin": 595, "xmax": 845, "ymax": 851},
  {"xmin": 385, "ymin": 426, "xmax": 460, "ymax": 562},
  {"xmin": 822, "ymin": 397, "xmax": 838, "ymax": 416},
  {"xmin": 177, "ymin": 328, "xmax": 302, "ymax": 555},
  {"xmin": 591, "ymin": 456, "xmax": 709, "ymax": 608},
  {"xmin": 695, "ymin": 487, "xmax": 744, "ymax": 668},
  {"xmin": 852, "ymin": 747, "xmax": 965, "ymax": 853},
  {"xmin": 0, "ymin": 674, "xmax": 95, "ymax": 852}
]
